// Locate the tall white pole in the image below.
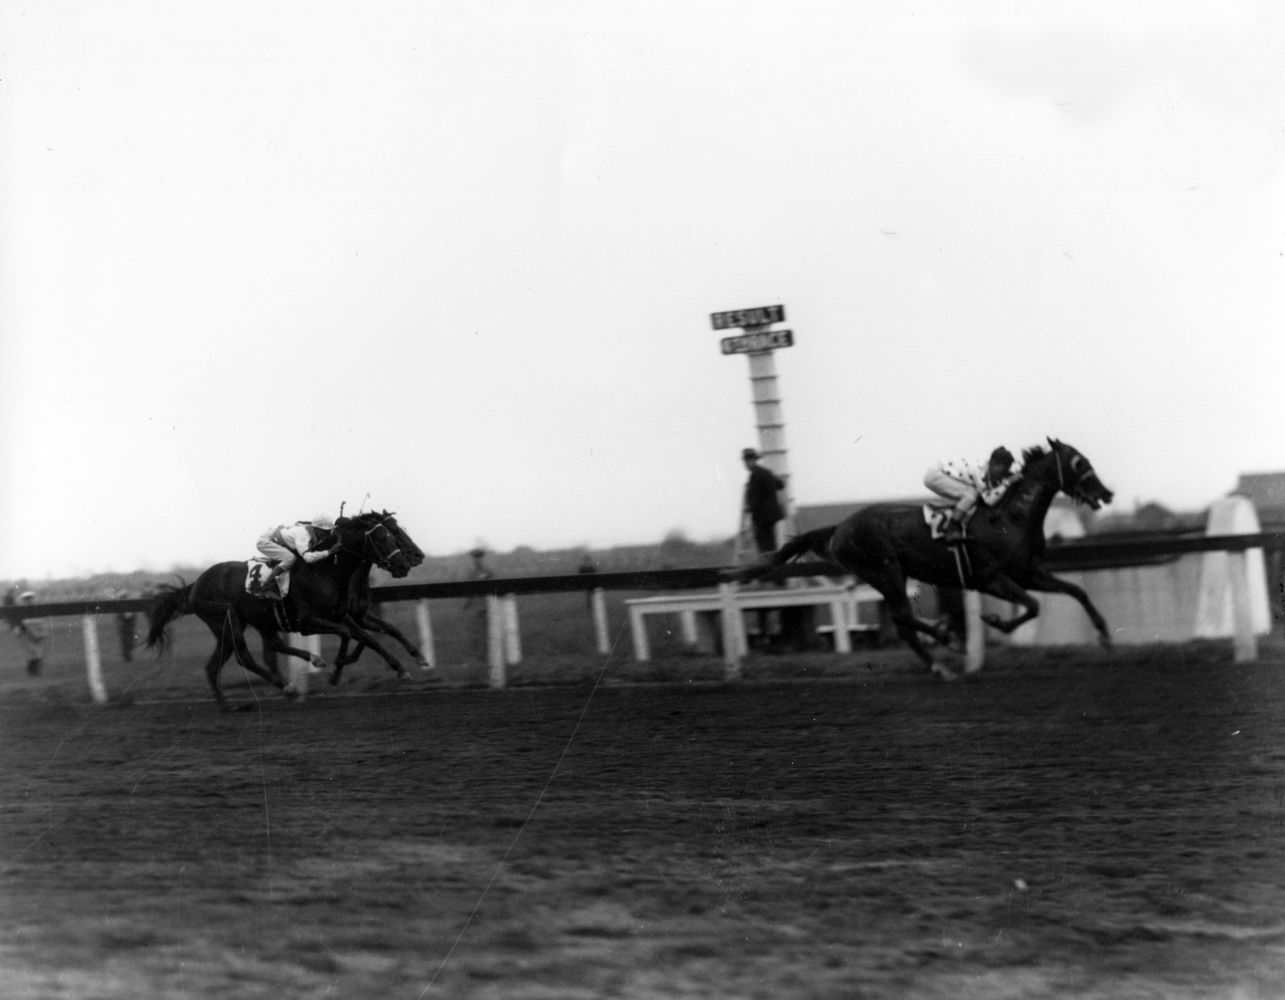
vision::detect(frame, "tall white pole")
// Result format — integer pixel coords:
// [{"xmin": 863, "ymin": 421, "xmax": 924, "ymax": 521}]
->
[
  {"xmin": 742, "ymin": 331, "xmax": 794, "ymax": 547},
  {"xmin": 82, "ymin": 615, "xmax": 108, "ymax": 704}
]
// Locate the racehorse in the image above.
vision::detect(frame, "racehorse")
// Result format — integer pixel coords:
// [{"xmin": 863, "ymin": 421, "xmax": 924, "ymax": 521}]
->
[
  {"xmin": 145, "ymin": 513, "xmax": 414, "ymax": 710},
  {"xmin": 732, "ymin": 438, "xmax": 1115, "ymax": 680},
  {"xmin": 329, "ymin": 511, "xmax": 431, "ymax": 684}
]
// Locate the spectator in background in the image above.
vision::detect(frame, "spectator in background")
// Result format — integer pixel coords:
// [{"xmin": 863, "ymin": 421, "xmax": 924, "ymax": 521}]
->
[
  {"xmin": 114, "ymin": 588, "xmax": 138, "ymax": 662},
  {"xmin": 10, "ymin": 591, "xmax": 49, "ymax": 676},
  {"xmin": 742, "ymin": 448, "xmax": 787, "ymax": 555}
]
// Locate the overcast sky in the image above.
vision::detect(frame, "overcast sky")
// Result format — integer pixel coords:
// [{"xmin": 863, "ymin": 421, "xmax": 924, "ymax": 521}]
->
[{"xmin": 2, "ymin": 2, "xmax": 1281, "ymax": 580}]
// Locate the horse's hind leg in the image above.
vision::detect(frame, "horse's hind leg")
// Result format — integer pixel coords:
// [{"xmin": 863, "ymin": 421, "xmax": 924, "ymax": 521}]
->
[
  {"xmin": 863, "ymin": 566, "xmax": 959, "ymax": 680},
  {"xmin": 202, "ymin": 631, "xmax": 238, "ymax": 712}
]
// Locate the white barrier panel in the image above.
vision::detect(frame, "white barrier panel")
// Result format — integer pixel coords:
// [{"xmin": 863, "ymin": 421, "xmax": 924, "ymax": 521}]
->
[
  {"xmin": 415, "ymin": 599, "xmax": 436, "ymax": 671},
  {"xmin": 82, "ymin": 615, "xmax": 108, "ymax": 704},
  {"xmin": 1195, "ymin": 496, "xmax": 1269, "ymax": 661}
]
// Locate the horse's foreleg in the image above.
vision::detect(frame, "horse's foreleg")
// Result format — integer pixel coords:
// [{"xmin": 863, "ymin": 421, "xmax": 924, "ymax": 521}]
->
[
  {"xmin": 1022, "ymin": 566, "xmax": 1113, "ymax": 648},
  {"xmin": 356, "ymin": 612, "xmax": 426, "ymax": 667},
  {"xmin": 974, "ymin": 576, "xmax": 1041, "ymax": 635},
  {"xmin": 307, "ymin": 616, "xmax": 407, "ymax": 681}
]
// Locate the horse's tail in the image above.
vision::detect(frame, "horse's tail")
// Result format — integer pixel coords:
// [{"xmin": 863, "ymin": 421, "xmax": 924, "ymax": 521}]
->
[
  {"xmin": 724, "ymin": 525, "xmax": 838, "ymax": 583},
  {"xmin": 145, "ymin": 580, "xmax": 192, "ymax": 656}
]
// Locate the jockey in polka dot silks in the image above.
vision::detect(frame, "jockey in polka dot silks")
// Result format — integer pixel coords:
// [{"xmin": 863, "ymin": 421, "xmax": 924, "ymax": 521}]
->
[{"xmin": 923, "ymin": 446, "xmax": 1021, "ymax": 541}]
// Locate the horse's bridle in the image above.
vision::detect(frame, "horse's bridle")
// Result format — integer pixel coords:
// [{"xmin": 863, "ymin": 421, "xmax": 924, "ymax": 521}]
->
[
  {"xmin": 340, "ymin": 521, "xmax": 403, "ymax": 569},
  {"xmin": 1054, "ymin": 447, "xmax": 1096, "ymax": 499}
]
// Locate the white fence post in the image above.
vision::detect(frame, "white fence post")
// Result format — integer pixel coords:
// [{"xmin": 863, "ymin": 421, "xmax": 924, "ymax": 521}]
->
[
  {"xmin": 591, "ymin": 588, "xmax": 610, "ymax": 655},
  {"xmin": 719, "ymin": 582, "xmax": 744, "ymax": 679},
  {"xmin": 487, "ymin": 594, "xmax": 506, "ymax": 688},
  {"xmin": 1228, "ymin": 551, "xmax": 1257, "ymax": 663},
  {"xmin": 415, "ymin": 599, "xmax": 436, "ymax": 671},
  {"xmin": 81, "ymin": 615, "xmax": 108, "ymax": 704},
  {"xmin": 286, "ymin": 633, "xmax": 322, "ymax": 697},
  {"xmin": 502, "ymin": 594, "xmax": 521, "ymax": 665},
  {"xmin": 964, "ymin": 591, "xmax": 985, "ymax": 673}
]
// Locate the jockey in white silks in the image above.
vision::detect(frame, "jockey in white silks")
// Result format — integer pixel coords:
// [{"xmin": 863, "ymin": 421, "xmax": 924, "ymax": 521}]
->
[
  {"xmin": 923, "ymin": 446, "xmax": 1021, "ymax": 541},
  {"xmin": 251, "ymin": 514, "xmax": 340, "ymax": 595}
]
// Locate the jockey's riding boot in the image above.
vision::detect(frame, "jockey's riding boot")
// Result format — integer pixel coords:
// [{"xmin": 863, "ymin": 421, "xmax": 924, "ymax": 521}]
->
[
  {"xmin": 944, "ymin": 519, "xmax": 966, "ymax": 545},
  {"xmin": 252, "ymin": 568, "xmax": 280, "ymax": 595}
]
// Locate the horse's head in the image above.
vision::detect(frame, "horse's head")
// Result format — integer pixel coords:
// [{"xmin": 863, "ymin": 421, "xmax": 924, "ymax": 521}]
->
[
  {"xmin": 375, "ymin": 510, "xmax": 426, "ymax": 568},
  {"xmin": 336, "ymin": 514, "xmax": 413, "ymax": 578},
  {"xmin": 1047, "ymin": 438, "xmax": 1114, "ymax": 510}
]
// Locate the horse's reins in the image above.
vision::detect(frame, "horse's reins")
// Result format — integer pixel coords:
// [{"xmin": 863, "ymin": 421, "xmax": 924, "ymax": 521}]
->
[
  {"xmin": 340, "ymin": 521, "xmax": 402, "ymax": 568},
  {"xmin": 1054, "ymin": 449, "xmax": 1095, "ymax": 497}
]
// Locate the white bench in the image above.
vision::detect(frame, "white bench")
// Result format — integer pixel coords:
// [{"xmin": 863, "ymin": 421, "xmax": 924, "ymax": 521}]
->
[{"xmin": 624, "ymin": 581, "xmax": 888, "ymax": 661}]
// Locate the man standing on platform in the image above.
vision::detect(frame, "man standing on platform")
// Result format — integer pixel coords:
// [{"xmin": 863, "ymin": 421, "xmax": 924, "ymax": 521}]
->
[{"xmin": 741, "ymin": 448, "xmax": 787, "ymax": 555}]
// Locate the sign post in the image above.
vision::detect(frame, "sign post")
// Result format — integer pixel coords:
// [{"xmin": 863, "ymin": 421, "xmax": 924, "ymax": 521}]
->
[{"xmin": 713, "ymin": 304, "xmax": 796, "ymax": 558}]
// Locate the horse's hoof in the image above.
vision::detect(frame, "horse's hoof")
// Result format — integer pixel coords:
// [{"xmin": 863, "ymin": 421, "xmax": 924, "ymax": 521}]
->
[{"xmin": 932, "ymin": 662, "xmax": 958, "ymax": 682}]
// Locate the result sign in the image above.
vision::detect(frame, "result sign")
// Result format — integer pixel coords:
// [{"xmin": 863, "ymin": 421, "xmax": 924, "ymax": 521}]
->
[
  {"xmin": 710, "ymin": 304, "xmax": 785, "ymax": 330},
  {"xmin": 720, "ymin": 329, "xmax": 794, "ymax": 354}
]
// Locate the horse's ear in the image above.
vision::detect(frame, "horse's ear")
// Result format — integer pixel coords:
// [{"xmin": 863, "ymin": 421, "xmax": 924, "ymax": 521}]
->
[{"xmin": 1047, "ymin": 436, "xmax": 1060, "ymax": 449}]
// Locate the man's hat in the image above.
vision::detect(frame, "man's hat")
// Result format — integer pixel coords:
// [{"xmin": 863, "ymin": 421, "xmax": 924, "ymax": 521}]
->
[
  {"xmin": 742, "ymin": 448, "xmax": 759, "ymax": 459},
  {"xmin": 19, "ymin": 591, "xmax": 35, "ymax": 601},
  {"xmin": 469, "ymin": 547, "xmax": 487, "ymax": 559}
]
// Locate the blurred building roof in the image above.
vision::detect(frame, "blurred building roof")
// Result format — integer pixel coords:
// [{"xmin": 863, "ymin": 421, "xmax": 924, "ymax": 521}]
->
[{"xmin": 1232, "ymin": 472, "xmax": 1285, "ymax": 529}]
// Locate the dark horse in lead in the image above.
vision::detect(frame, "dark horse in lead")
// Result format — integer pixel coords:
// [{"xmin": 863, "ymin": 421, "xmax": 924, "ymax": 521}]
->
[
  {"xmin": 734, "ymin": 439, "xmax": 1115, "ymax": 679},
  {"xmin": 146, "ymin": 513, "xmax": 416, "ymax": 710}
]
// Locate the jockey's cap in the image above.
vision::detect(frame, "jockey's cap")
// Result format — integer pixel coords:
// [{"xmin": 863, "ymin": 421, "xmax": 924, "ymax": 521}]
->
[
  {"xmin": 990, "ymin": 446, "xmax": 1014, "ymax": 466},
  {"xmin": 311, "ymin": 513, "xmax": 336, "ymax": 530},
  {"xmin": 742, "ymin": 448, "xmax": 759, "ymax": 459}
]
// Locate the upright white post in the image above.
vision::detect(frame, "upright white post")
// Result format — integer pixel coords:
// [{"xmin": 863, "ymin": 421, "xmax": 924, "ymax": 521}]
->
[
  {"xmin": 715, "ymin": 306, "xmax": 795, "ymax": 562},
  {"xmin": 719, "ymin": 582, "xmax": 744, "ymax": 678},
  {"xmin": 81, "ymin": 615, "xmax": 108, "ymax": 704},
  {"xmin": 487, "ymin": 594, "xmax": 506, "ymax": 688},
  {"xmin": 1228, "ymin": 551, "xmax": 1258, "ymax": 663},
  {"xmin": 591, "ymin": 589, "xmax": 610, "ymax": 655},
  {"xmin": 287, "ymin": 632, "xmax": 322, "ymax": 697},
  {"xmin": 679, "ymin": 609, "xmax": 699, "ymax": 646},
  {"xmin": 502, "ymin": 595, "xmax": 521, "ymax": 665},
  {"xmin": 964, "ymin": 591, "xmax": 985, "ymax": 673},
  {"xmin": 415, "ymin": 600, "xmax": 436, "ymax": 671}
]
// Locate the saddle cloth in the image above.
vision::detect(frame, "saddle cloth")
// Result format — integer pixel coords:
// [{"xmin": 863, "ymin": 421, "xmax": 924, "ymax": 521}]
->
[
  {"xmin": 922, "ymin": 504, "xmax": 956, "ymax": 541},
  {"xmin": 246, "ymin": 558, "xmax": 291, "ymax": 599}
]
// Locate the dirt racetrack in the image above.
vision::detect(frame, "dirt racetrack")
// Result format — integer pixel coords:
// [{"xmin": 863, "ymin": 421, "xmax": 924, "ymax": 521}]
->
[{"xmin": 3, "ymin": 636, "xmax": 1285, "ymax": 999}]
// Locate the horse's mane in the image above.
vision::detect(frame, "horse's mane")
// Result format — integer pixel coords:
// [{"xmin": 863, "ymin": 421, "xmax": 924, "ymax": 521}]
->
[{"xmin": 1020, "ymin": 444, "xmax": 1049, "ymax": 468}]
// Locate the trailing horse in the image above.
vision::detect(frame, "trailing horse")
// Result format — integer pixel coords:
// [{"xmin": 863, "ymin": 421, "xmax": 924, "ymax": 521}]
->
[
  {"xmin": 733, "ymin": 438, "xmax": 1114, "ymax": 679},
  {"xmin": 330, "ymin": 511, "xmax": 431, "ymax": 685},
  {"xmin": 145, "ymin": 513, "xmax": 413, "ymax": 710}
]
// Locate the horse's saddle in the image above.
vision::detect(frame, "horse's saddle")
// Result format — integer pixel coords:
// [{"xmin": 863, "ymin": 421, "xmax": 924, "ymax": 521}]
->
[
  {"xmin": 922, "ymin": 504, "xmax": 960, "ymax": 542},
  {"xmin": 245, "ymin": 559, "xmax": 290, "ymax": 600}
]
